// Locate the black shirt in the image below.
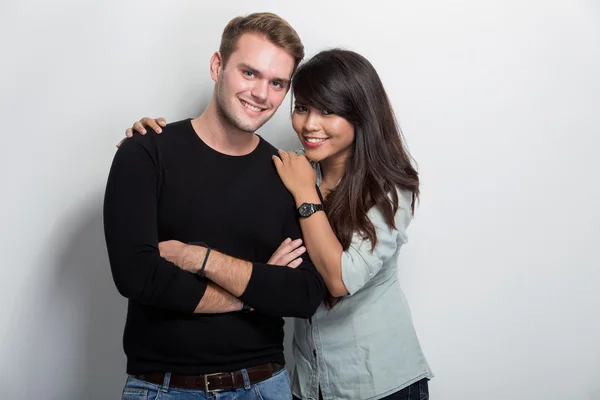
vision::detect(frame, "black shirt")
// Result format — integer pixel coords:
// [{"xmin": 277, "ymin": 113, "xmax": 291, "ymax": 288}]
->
[{"xmin": 103, "ymin": 118, "xmax": 325, "ymax": 374}]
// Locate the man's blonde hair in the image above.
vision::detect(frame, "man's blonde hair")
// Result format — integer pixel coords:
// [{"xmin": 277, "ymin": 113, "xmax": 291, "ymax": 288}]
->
[{"xmin": 219, "ymin": 12, "xmax": 304, "ymax": 74}]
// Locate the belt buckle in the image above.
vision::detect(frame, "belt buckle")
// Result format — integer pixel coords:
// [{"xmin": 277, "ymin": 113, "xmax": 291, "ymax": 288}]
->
[{"xmin": 203, "ymin": 372, "xmax": 223, "ymax": 393}]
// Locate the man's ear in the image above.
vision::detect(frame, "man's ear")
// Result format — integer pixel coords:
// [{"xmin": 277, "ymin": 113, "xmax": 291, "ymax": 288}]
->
[{"xmin": 209, "ymin": 51, "xmax": 223, "ymax": 83}]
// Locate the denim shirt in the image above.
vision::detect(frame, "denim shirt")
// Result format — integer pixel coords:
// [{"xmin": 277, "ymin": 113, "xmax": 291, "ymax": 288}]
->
[{"xmin": 290, "ymin": 150, "xmax": 434, "ymax": 400}]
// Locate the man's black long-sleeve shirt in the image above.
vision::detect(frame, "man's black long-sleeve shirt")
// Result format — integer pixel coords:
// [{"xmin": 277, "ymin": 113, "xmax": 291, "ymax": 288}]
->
[{"xmin": 103, "ymin": 118, "xmax": 326, "ymax": 375}]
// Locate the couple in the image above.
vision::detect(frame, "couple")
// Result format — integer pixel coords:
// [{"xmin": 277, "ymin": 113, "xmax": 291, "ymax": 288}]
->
[{"xmin": 104, "ymin": 11, "xmax": 433, "ymax": 400}]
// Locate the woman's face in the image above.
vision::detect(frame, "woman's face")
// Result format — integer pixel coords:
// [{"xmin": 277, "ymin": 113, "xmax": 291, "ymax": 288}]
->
[{"xmin": 291, "ymin": 98, "xmax": 355, "ymax": 164}]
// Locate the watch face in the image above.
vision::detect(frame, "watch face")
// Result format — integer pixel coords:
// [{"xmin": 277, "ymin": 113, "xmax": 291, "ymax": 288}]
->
[
  {"xmin": 299, "ymin": 203, "xmax": 313, "ymax": 217},
  {"xmin": 299, "ymin": 203, "xmax": 323, "ymax": 217}
]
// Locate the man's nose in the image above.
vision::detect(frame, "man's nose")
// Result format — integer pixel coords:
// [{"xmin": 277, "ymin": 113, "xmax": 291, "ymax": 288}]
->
[{"xmin": 251, "ymin": 80, "xmax": 269, "ymax": 102}]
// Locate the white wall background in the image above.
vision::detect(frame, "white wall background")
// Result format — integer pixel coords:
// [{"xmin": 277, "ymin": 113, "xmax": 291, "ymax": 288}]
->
[{"xmin": 1, "ymin": 1, "xmax": 599, "ymax": 399}]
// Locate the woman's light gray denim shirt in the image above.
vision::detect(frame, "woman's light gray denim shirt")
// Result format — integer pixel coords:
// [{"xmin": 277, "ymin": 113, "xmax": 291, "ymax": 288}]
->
[{"xmin": 290, "ymin": 150, "xmax": 434, "ymax": 400}]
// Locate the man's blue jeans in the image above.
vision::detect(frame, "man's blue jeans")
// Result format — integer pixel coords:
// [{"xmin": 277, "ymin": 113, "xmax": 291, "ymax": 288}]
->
[{"xmin": 121, "ymin": 368, "xmax": 292, "ymax": 400}]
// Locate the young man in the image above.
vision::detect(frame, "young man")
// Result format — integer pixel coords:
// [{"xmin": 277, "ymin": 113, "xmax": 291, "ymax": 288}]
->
[{"xmin": 103, "ymin": 12, "xmax": 326, "ymax": 400}]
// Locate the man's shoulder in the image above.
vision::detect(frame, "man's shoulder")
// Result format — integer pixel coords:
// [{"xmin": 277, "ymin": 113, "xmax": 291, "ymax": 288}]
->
[
  {"xmin": 257, "ymin": 137, "xmax": 305, "ymax": 158},
  {"xmin": 257, "ymin": 135, "xmax": 280, "ymax": 156},
  {"xmin": 153, "ymin": 118, "xmax": 192, "ymax": 143},
  {"xmin": 122, "ymin": 118, "xmax": 192, "ymax": 149}
]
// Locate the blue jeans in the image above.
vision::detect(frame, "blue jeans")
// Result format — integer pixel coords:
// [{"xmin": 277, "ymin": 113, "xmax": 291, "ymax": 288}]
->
[{"xmin": 121, "ymin": 368, "xmax": 291, "ymax": 400}]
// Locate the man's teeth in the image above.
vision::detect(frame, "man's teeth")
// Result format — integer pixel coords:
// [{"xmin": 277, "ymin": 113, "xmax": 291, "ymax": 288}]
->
[
  {"xmin": 306, "ymin": 138, "xmax": 327, "ymax": 143},
  {"xmin": 241, "ymin": 100, "xmax": 264, "ymax": 112}
]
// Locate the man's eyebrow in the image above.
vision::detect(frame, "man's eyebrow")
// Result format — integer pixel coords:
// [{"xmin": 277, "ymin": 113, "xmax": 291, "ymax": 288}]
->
[
  {"xmin": 276, "ymin": 77, "xmax": 291, "ymax": 86},
  {"xmin": 239, "ymin": 63, "xmax": 260, "ymax": 75},
  {"xmin": 238, "ymin": 63, "xmax": 290, "ymax": 85}
]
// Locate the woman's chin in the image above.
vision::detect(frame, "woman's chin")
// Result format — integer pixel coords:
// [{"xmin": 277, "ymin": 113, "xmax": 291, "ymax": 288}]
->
[{"xmin": 302, "ymin": 147, "xmax": 326, "ymax": 163}]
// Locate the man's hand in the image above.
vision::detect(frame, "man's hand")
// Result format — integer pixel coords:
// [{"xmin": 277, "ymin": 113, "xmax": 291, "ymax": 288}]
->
[
  {"xmin": 268, "ymin": 238, "xmax": 306, "ymax": 268},
  {"xmin": 158, "ymin": 240, "xmax": 203, "ymax": 273}
]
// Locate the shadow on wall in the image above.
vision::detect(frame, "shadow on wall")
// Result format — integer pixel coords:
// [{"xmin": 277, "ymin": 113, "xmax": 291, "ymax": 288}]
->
[
  {"xmin": 0, "ymin": 192, "xmax": 127, "ymax": 399},
  {"xmin": 55, "ymin": 194, "xmax": 127, "ymax": 399}
]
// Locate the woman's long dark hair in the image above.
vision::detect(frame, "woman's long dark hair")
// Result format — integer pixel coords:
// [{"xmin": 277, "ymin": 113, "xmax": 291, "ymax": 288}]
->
[{"xmin": 292, "ymin": 49, "xmax": 420, "ymax": 308}]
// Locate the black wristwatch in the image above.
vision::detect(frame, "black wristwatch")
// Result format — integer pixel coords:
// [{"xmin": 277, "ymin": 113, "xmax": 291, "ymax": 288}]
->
[{"xmin": 297, "ymin": 202, "xmax": 324, "ymax": 218}]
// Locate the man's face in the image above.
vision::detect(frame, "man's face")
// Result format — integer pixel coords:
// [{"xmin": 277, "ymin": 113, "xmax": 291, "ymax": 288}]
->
[{"xmin": 212, "ymin": 33, "xmax": 295, "ymax": 133}]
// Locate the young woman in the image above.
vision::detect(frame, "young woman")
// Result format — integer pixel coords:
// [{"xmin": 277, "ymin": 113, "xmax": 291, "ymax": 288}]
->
[{"xmin": 123, "ymin": 49, "xmax": 433, "ymax": 400}]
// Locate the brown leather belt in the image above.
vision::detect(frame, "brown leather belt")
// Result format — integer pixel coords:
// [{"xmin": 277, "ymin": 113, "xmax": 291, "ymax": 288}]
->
[{"xmin": 134, "ymin": 362, "xmax": 284, "ymax": 392}]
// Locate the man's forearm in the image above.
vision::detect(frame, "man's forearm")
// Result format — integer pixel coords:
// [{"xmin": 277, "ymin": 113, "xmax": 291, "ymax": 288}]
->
[
  {"xmin": 195, "ymin": 282, "xmax": 243, "ymax": 313},
  {"xmin": 184, "ymin": 246, "xmax": 252, "ymax": 297},
  {"xmin": 179, "ymin": 243, "xmax": 325, "ymax": 318}
]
